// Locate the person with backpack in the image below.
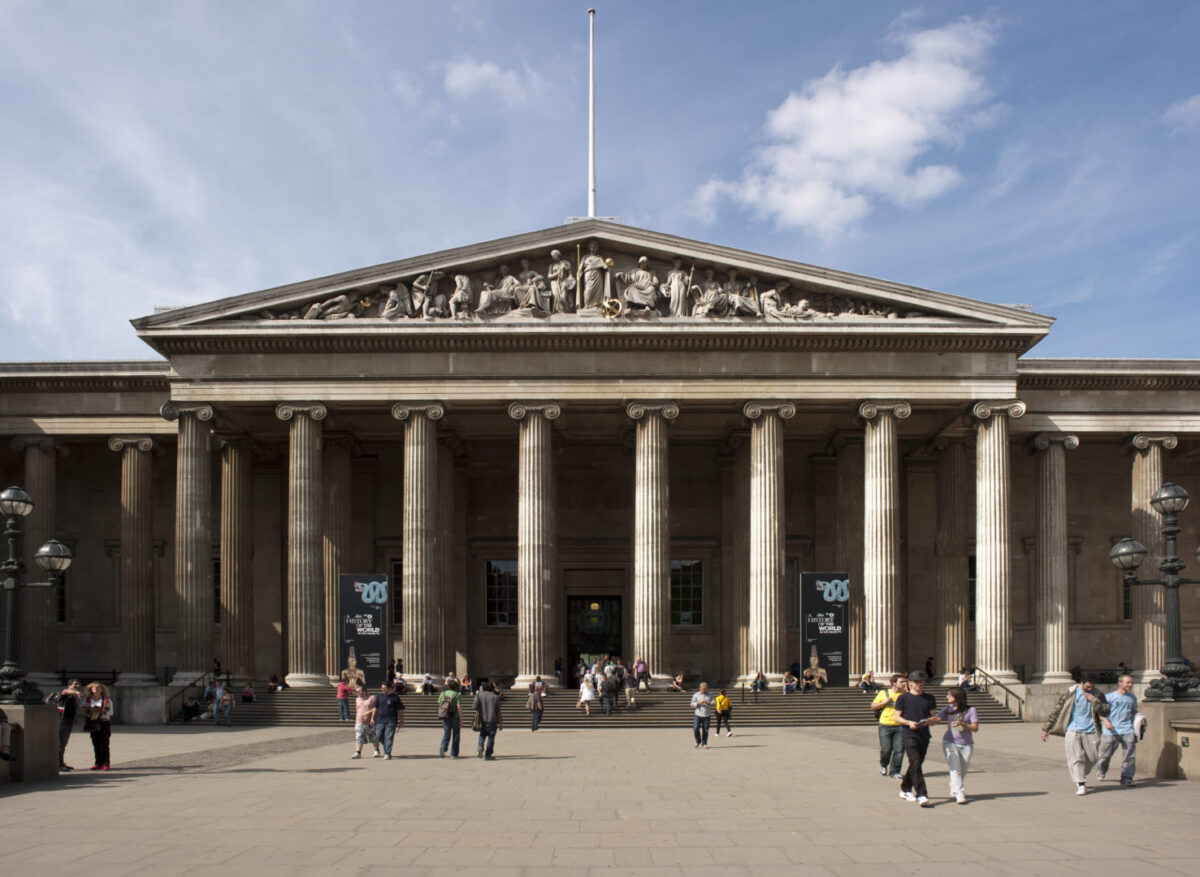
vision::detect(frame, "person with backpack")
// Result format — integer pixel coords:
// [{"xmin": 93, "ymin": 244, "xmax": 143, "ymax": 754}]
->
[
  {"xmin": 438, "ymin": 678, "xmax": 462, "ymax": 757},
  {"xmin": 529, "ymin": 685, "xmax": 545, "ymax": 731}
]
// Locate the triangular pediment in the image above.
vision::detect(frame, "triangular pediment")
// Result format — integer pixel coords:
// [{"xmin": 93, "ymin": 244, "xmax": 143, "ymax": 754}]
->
[{"xmin": 133, "ymin": 220, "xmax": 1052, "ymax": 355}]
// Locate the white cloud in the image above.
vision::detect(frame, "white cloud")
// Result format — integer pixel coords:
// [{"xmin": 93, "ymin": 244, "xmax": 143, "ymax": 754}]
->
[
  {"xmin": 697, "ymin": 16, "xmax": 1000, "ymax": 239},
  {"xmin": 391, "ymin": 70, "xmax": 424, "ymax": 108},
  {"xmin": 443, "ymin": 58, "xmax": 546, "ymax": 109},
  {"xmin": 1164, "ymin": 94, "xmax": 1200, "ymax": 131}
]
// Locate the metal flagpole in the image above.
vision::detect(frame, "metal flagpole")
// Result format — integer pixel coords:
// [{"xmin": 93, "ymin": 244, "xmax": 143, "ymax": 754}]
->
[{"xmin": 588, "ymin": 8, "xmax": 596, "ymax": 218}]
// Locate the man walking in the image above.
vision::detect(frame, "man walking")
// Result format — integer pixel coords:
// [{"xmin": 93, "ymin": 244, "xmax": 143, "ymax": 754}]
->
[
  {"xmin": 894, "ymin": 671, "xmax": 938, "ymax": 806},
  {"xmin": 351, "ymin": 684, "xmax": 381, "ymax": 759},
  {"xmin": 691, "ymin": 682, "xmax": 714, "ymax": 749},
  {"xmin": 58, "ymin": 679, "xmax": 83, "ymax": 771},
  {"xmin": 1041, "ymin": 675, "xmax": 1110, "ymax": 795},
  {"xmin": 373, "ymin": 682, "xmax": 405, "ymax": 760},
  {"xmin": 1098, "ymin": 674, "xmax": 1138, "ymax": 786},
  {"xmin": 475, "ymin": 682, "xmax": 503, "ymax": 760},
  {"xmin": 872, "ymin": 674, "xmax": 907, "ymax": 779},
  {"xmin": 601, "ymin": 674, "xmax": 616, "ymax": 715}
]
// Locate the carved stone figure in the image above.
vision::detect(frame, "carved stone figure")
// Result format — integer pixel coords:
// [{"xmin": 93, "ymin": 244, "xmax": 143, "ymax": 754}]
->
[
  {"xmin": 411, "ymin": 271, "xmax": 447, "ymax": 319},
  {"xmin": 724, "ymin": 269, "xmax": 761, "ymax": 317},
  {"xmin": 547, "ymin": 249, "xmax": 575, "ymax": 314},
  {"xmin": 515, "ymin": 258, "xmax": 552, "ymax": 313},
  {"xmin": 449, "ymin": 274, "xmax": 473, "ymax": 320},
  {"xmin": 578, "ymin": 240, "xmax": 610, "ymax": 312},
  {"xmin": 303, "ymin": 294, "xmax": 360, "ymax": 320},
  {"xmin": 660, "ymin": 258, "xmax": 691, "ymax": 317},
  {"xmin": 617, "ymin": 256, "xmax": 659, "ymax": 311},
  {"xmin": 693, "ymin": 268, "xmax": 728, "ymax": 318},
  {"xmin": 477, "ymin": 265, "xmax": 517, "ymax": 316},
  {"xmin": 381, "ymin": 282, "xmax": 413, "ymax": 320}
]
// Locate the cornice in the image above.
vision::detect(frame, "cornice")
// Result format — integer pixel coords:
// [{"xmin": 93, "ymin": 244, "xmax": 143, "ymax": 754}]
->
[
  {"xmin": 0, "ymin": 361, "xmax": 171, "ymax": 393},
  {"xmin": 1018, "ymin": 358, "xmax": 1200, "ymax": 391}
]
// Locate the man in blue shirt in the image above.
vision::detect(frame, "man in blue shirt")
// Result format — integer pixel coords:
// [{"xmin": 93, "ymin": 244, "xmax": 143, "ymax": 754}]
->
[
  {"xmin": 1098, "ymin": 674, "xmax": 1138, "ymax": 786},
  {"xmin": 1041, "ymin": 676, "xmax": 1109, "ymax": 795},
  {"xmin": 372, "ymin": 683, "xmax": 405, "ymax": 761}
]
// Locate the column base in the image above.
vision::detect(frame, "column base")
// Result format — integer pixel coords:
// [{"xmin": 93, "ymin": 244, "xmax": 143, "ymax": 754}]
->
[
  {"xmin": 736, "ymin": 673, "xmax": 784, "ymax": 687},
  {"xmin": 1029, "ymin": 671, "xmax": 1074, "ymax": 686},
  {"xmin": 981, "ymin": 669, "xmax": 1020, "ymax": 685},
  {"xmin": 25, "ymin": 672, "xmax": 60, "ymax": 690},
  {"xmin": 513, "ymin": 675, "xmax": 564, "ymax": 690},
  {"xmin": 116, "ymin": 673, "xmax": 160, "ymax": 687},
  {"xmin": 285, "ymin": 672, "xmax": 332, "ymax": 688},
  {"xmin": 170, "ymin": 671, "xmax": 209, "ymax": 687},
  {"xmin": 935, "ymin": 674, "xmax": 960, "ymax": 687},
  {"xmin": 1131, "ymin": 669, "xmax": 1161, "ymax": 685}
]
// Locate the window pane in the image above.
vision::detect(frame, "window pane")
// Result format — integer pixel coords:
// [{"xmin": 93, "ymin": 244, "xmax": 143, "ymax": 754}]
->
[
  {"xmin": 485, "ymin": 560, "xmax": 517, "ymax": 627},
  {"xmin": 391, "ymin": 558, "xmax": 403, "ymax": 626},
  {"xmin": 968, "ymin": 554, "xmax": 977, "ymax": 624},
  {"xmin": 213, "ymin": 557, "xmax": 221, "ymax": 625},
  {"xmin": 670, "ymin": 559, "xmax": 703, "ymax": 626},
  {"xmin": 786, "ymin": 558, "xmax": 800, "ymax": 627}
]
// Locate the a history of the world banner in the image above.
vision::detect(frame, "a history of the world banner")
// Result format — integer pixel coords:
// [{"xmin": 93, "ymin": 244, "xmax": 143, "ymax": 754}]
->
[
  {"xmin": 338, "ymin": 573, "xmax": 389, "ymax": 690},
  {"xmin": 800, "ymin": 572, "xmax": 850, "ymax": 688}
]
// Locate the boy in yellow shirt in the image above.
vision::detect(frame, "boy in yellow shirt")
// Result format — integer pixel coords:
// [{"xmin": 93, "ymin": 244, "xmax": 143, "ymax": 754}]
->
[
  {"xmin": 872, "ymin": 674, "xmax": 907, "ymax": 778},
  {"xmin": 714, "ymin": 689, "xmax": 733, "ymax": 737}
]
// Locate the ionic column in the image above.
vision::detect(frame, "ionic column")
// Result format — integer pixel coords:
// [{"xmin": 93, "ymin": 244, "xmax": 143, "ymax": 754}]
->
[
  {"xmin": 161, "ymin": 402, "xmax": 214, "ymax": 684},
  {"xmin": 973, "ymin": 400, "xmax": 1026, "ymax": 683},
  {"xmin": 859, "ymin": 402, "xmax": 910, "ymax": 679},
  {"xmin": 834, "ymin": 435, "xmax": 865, "ymax": 678},
  {"xmin": 276, "ymin": 403, "xmax": 328, "ymax": 687},
  {"xmin": 217, "ymin": 436, "xmax": 254, "ymax": 681},
  {"xmin": 12, "ymin": 437, "xmax": 62, "ymax": 681},
  {"xmin": 627, "ymin": 402, "xmax": 679, "ymax": 683},
  {"xmin": 1030, "ymin": 433, "xmax": 1079, "ymax": 684},
  {"xmin": 323, "ymin": 435, "xmax": 353, "ymax": 679},
  {"xmin": 508, "ymin": 402, "xmax": 561, "ymax": 688},
  {"xmin": 392, "ymin": 403, "xmax": 444, "ymax": 680},
  {"xmin": 1129, "ymin": 433, "xmax": 1177, "ymax": 683},
  {"xmin": 742, "ymin": 401, "xmax": 794, "ymax": 682},
  {"xmin": 934, "ymin": 437, "xmax": 970, "ymax": 685},
  {"xmin": 108, "ymin": 436, "xmax": 157, "ymax": 684}
]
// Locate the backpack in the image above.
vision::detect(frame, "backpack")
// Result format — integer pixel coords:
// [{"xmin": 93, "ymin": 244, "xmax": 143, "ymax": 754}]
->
[{"xmin": 437, "ymin": 692, "xmax": 457, "ymax": 720}]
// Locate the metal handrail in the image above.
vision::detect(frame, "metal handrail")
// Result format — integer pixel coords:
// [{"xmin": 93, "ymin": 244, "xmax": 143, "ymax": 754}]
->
[
  {"xmin": 165, "ymin": 672, "xmax": 211, "ymax": 722},
  {"xmin": 973, "ymin": 668, "xmax": 1024, "ymax": 719}
]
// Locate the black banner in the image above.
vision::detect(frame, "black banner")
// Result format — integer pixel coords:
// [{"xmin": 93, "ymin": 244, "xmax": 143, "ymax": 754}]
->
[
  {"xmin": 800, "ymin": 572, "xmax": 849, "ymax": 688},
  {"xmin": 338, "ymin": 573, "xmax": 389, "ymax": 690}
]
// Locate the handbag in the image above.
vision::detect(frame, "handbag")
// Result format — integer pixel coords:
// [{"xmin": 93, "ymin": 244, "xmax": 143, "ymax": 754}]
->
[{"xmin": 471, "ymin": 711, "xmax": 482, "ymax": 732}]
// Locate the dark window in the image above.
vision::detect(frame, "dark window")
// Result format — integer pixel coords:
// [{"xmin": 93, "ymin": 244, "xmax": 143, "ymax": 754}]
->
[
  {"xmin": 786, "ymin": 557, "xmax": 800, "ymax": 627},
  {"xmin": 968, "ymin": 555, "xmax": 977, "ymax": 623},
  {"xmin": 391, "ymin": 558, "xmax": 403, "ymax": 626},
  {"xmin": 212, "ymin": 557, "xmax": 221, "ymax": 624},
  {"xmin": 485, "ymin": 561, "xmax": 517, "ymax": 627},
  {"xmin": 1123, "ymin": 577, "xmax": 1132, "ymax": 621},
  {"xmin": 56, "ymin": 571, "xmax": 67, "ymax": 624},
  {"xmin": 671, "ymin": 559, "xmax": 703, "ymax": 626}
]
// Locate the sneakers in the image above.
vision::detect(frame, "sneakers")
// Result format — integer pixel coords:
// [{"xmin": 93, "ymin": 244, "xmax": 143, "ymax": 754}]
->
[
  {"xmin": 726, "ymin": 731, "xmax": 732, "ymax": 737},
  {"xmin": 701, "ymin": 744, "xmax": 708, "ymax": 749},
  {"xmin": 350, "ymin": 752, "xmax": 361, "ymax": 759},
  {"xmin": 372, "ymin": 751, "xmax": 382, "ymax": 758},
  {"xmin": 917, "ymin": 796, "xmax": 929, "ymax": 807},
  {"xmin": 694, "ymin": 743, "xmax": 701, "ymax": 749},
  {"xmin": 90, "ymin": 765, "xmax": 102, "ymax": 771},
  {"xmin": 899, "ymin": 790, "xmax": 916, "ymax": 802},
  {"xmin": 484, "ymin": 754, "xmax": 496, "ymax": 761},
  {"xmin": 879, "ymin": 765, "xmax": 888, "ymax": 776},
  {"xmin": 1097, "ymin": 773, "xmax": 1106, "ymax": 782},
  {"xmin": 890, "ymin": 773, "xmax": 903, "ymax": 780},
  {"xmin": 1076, "ymin": 784, "xmax": 1088, "ymax": 796},
  {"xmin": 59, "ymin": 764, "xmax": 73, "ymax": 771},
  {"xmin": 384, "ymin": 754, "xmax": 391, "ymax": 760},
  {"xmin": 438, "ymin": 746, "xmax": 446, "ymax": 758},
  {"xmin": 955, "ymin": 793, "xmax": 967, "ymax": 805},
  {"xmin": 477, "ymin": 748, "xmax": 484, "ymax": 758},
  {"xmin": 1120, "ymin": 777, "xmax": 1135, "ymax": 787},
  {"xmin": 101, "ymin": 765, "xmax": 110, "ymax": 771}
]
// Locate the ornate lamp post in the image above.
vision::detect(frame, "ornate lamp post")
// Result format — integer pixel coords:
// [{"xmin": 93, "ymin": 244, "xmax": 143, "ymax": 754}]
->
[
  {"xmin": 1109, "ymin": 481, "xmax": 1200, "ymax": 702},
  {"xmin": 0, "ymin": 485, "xmax": 74, "ymax": 704}
]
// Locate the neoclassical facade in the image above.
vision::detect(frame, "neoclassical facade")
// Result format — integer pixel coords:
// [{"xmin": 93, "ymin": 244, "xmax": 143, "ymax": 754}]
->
[{"xmin": 2, "ymin": 221, "xmax": 1197, "ymax": 717}]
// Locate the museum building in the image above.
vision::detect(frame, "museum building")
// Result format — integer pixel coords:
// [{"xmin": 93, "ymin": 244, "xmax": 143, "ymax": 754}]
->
[{"xmin": 2, "ymin": 220, "xmax": 1197, "ymax": 719}]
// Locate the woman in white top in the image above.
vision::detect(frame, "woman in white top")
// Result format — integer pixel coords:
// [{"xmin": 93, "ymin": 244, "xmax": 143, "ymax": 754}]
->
[
  {"xmin": 578, "ymin": 678, "xmax": 596, "ymax": 716},
  {"xmin": 84, "ymin": 682, "xmax": 114, "ymax": 770}
]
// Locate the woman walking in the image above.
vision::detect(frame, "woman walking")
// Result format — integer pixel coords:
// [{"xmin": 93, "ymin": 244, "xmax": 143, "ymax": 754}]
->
[
  {"xmin": 84, "ymin": 682, "xmax": 114, "ymax": 770},
  {"xmin": 936, "ymin": 686, "xmax": 979, "ymax": 804},
  {"xmin": 578, "ymin": 676, "xmax": 596, "ymax": 717}
]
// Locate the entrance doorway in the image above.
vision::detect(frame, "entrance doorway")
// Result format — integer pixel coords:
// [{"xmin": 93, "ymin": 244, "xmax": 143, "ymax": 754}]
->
[{"xmin": 566, "ymin": 595, "xmax": 622, "ymax": 667}]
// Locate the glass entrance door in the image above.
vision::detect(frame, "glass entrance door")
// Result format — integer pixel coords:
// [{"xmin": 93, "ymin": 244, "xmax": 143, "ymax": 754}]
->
[{"xmin": 566, "ymin": 595, "xmax": 622, "ymax": 666}]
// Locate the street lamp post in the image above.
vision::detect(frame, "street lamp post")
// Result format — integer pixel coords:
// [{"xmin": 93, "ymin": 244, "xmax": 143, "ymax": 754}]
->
[
  {"xmin": 1109, "ymin": 481, "xmax": 1200, "ymax": 702},
  {"xmin": 0, "ymin": 485, "xmax": 74, "ymax": 705}
]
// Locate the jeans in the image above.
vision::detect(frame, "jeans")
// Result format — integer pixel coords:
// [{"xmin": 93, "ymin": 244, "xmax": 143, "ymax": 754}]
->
[
  {"xmin": 900, "ymin": 734, "xmax": 930, "ymax": 798},
  {"xmin": 942, "ymin": 742, "xmax": 973, "ymax": 797},
  {"xmin": 1098, "ymin": 732, "xmax": 1137, "ymax": 781},
  {"xmin": 338, "ymin": 698, "xmax": 350, "ymax": 721},
  {"xmin": 440, "ymin": 718, "xmax": 460, "ymax": 756},
  {"xmin": 692, "ymin": 715, "xmax": 711, "ymax": 746},
  {"xmin": 715, "ymin": 710, "xmax": 732, "ymax": 735},
  {"xmin": 215, "ymin": 704, "xmax": 232, "ymax": 726},
  {"xmin": 90, "ymin": 725, "xmax": 111, "ymax": 768},
  {"xmin": 601, "ymin": 692, "xmax": 612, "ymax": 715},
  {"xmin": 378, "ymin": 721, "xmax": 397, "ymax": 756},
  {"xmin": 478, "ymin": 721, "xmax": 498, "ymax": 757},
  {"xmin": 58, "ymin": 722, "xmax": 73, "ymax": 766},
  {"xmin": 531, "ymin": 709, "xmax": 543, "ymax": 731},
  {"xmin": 878, "ymin": 724, "xmax": 904, "ymax": 776}
]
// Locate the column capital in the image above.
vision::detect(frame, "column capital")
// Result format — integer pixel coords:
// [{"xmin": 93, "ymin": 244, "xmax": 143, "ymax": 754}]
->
[
  {"xmin": 971, "ymin": 399, "xmax": 1026, "ymax": 421},
  {"xmin": 1027, "ymin": 432, "xmax": 1080, "ymax": 454},
  {"xmin": 392, "ymin": 402, "xmax": 445, "ymax": 422},
  {"xmin": 858, "ymin": 400, "xmax": 911, "ymax": 421},
  {"xmin": 276, "ymin": 402, "xmax": 328, "ymax": 422},
  {"xmin": 1127, "ymin": 433, "xmax": 1178, "ymax": 452},
  {"xmin": 507, "ymin": 402, "xmax": 561, "ymax": 421},
  {"xmin": 743, "ymin": 401, "xmax": 795, "ymax": 420},
  {"xmin": 160, "ymin": 401, "xmax": 214, "ymax": 422},
  {"xmin": 107, "ymin": 435, "xmax": 155, "ymax": 453},
  {"xmin": 10, "ymin": 436, "xmax": 68, "ymax": 456},
  {"xmin": 626, "ymin": 401, "xmax": 679, "ymax": 421}
]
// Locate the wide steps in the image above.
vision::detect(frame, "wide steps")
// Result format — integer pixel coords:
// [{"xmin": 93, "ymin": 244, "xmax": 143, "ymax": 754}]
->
[{"xmin": 204, "ymin": 685, "xmax": 1023, "ymax": 728}]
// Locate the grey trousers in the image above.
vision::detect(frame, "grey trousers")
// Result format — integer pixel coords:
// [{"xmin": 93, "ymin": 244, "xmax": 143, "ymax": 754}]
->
[
  {"xmin": 1098, "ymin": 732, "xmax": 1137, "ymax": 781},
  {"xmin": 1065, "ymin": 730, "xmax": 1100, "ymax": 784}
]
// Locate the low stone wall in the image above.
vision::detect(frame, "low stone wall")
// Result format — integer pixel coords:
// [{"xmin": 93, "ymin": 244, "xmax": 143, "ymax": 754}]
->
[{"xmin": 0, "ymin": 704, "xmax": 60, "ymax": 783}]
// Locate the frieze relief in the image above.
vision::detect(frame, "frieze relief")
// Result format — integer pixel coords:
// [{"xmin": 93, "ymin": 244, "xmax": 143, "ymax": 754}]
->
[{"xmin": 246, "ymin": 240, "xmax": 931, "ymax": 325}]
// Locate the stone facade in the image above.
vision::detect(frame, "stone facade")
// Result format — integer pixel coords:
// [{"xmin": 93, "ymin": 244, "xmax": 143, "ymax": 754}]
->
[{"xmin": 1, "ymin": 221, "xmax": 1198, "ymax": 717}]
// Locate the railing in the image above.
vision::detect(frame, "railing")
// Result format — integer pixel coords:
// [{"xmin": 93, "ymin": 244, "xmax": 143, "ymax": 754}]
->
[
  {"xmin": 974, "ymin": 668, "xmax": 1024, "ymax": 719},
  {"xmin": 165, "ymin": 672, "xmax": 210, "ymax": 723}
]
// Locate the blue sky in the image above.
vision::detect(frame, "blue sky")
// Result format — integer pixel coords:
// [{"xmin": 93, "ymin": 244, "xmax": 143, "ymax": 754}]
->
[{"xmin": 1, "ymin": 1, "xmax": 1198, "ymax": 361}]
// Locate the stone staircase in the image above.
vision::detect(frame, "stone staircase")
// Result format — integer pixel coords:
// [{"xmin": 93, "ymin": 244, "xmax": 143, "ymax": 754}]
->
[{"xmin": 195, "ymin": 685, "xmax": 1023, "ymax": 728}]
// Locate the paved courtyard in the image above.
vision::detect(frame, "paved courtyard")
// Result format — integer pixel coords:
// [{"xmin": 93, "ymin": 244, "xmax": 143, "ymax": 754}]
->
[{"xmin": 2, "ymin": 719, "xmax": 1199, "ymax": 876}]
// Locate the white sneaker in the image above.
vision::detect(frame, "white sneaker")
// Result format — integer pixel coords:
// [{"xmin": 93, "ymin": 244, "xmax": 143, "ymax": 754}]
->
[
  {"xmin": 955, "ymin": 794, "xmax": 966, "ymax": 805},
  {"xmin": 917, "ymin": 796, "xmax": 929, "ymax": 807},
  {"xmin": 899, "ymin": 790, "xmax": 916, "ymax": 802},
  {"xmin": 879, "ymin": 765, "xmax": 888, "ymax": 776},
  {"xmin": 384, "ymin": 754, "xmax": 391, "ymax": 760},
  {"xmin": 726, "ymin": 731, "xmax": 732, "ymax": 737},
  {"xmin": 372, "ymin": 751, "xmax": 381, "ymax": 758},
  {"xmin": 1076, "ymin": 784, "xmax": 1087, "ymax": 796},
  {"xmin": 350, "ymin": 752, "xmax": 361, "ymax": 759},
  {"xmin": 1097, "ymin": 773, "xmax": 1106, "ymax": 782}
]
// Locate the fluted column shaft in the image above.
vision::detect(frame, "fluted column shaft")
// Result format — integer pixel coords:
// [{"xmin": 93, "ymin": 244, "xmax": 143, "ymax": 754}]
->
[
  {"xmin": 743, "ymin": 402, "xmax": 794, "ymax": 681},
  {"xmin": 394, "ymin": 404, "xmax": 444, "ymax": 679},
  {"xmin": 323, "ymin": 438, "xmax": 353, "ymax": 679},
  {"xmin": 509, "ymin": 403, "xmax": 560, "ymax": 687},
  {"xmin": 109, "ymin": 436, "xmax": 156, "ymax": 682},
  {"xmin": 1130, "ymin": 434, "xmax": 1176, "ymax": 682},
  {"xmin": 974, "ymin": 401, "xmax": 1025, "ymax": 683},
  {"xmin": 15, "ymin": 438, "xmax": 58, "ymax": 677},
  {"xmin": 934, "ymin": 438, "xmax": 969, "ymax": 685},
  {"xmin": 628, "ymin": 402, "xmax": 678, "ymax": 681},
  {"xmin": 860, "ymin": 402, "xmax": 909, "ymax": 678},
  {"xmin": 219, "ymin": 438, "xmax": 254, "ymax": 680},
  {"xmin": 278, "ymin": 404, "xmax": 327, "ymax": 687},
  {"xmin": 834, "ymin": 437, "xmax": 865, "ymax": 678},
  {"xmin": 162, "ymin": 402, "xmax": 214, "ymax": 683},
  {"xmin": 1032, "ymin": 434, "xmax": 1078, "ymax": 684}
]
